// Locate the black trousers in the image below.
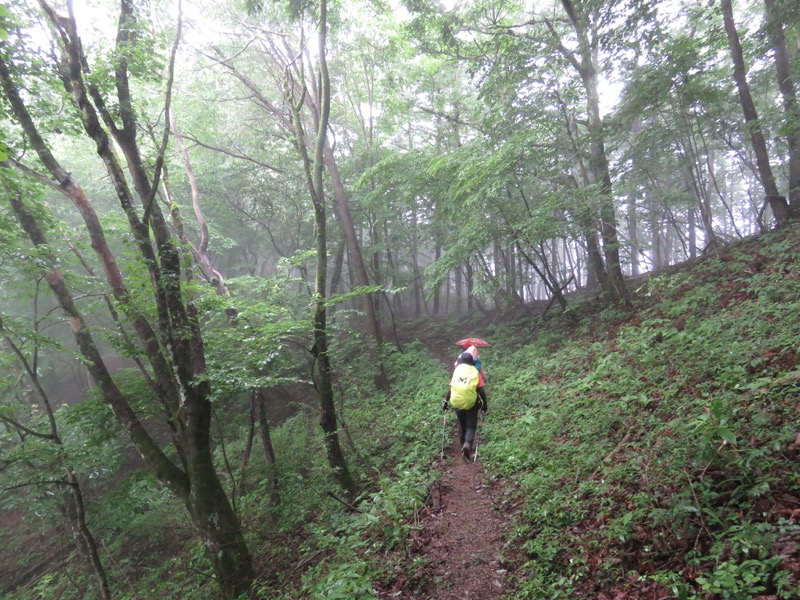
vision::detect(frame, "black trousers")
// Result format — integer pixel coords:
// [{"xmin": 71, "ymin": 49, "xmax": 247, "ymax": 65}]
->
[{"xmin": 455, "ymin": 404, "xmax": 479, "ymax": 447}]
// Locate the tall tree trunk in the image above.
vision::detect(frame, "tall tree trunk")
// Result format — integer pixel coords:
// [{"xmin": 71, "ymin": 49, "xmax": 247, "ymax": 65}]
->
[
  {"xmin": 410, "ymin": 206, "xmax": 423, "ymax": 316},
  {"xmin": 583, "ymin": 230, "xmax": 605, "ymax": 289},
  {"xmin": 493, "ymin": 240, "xmax": 504, "ymax": 309},
  {"xmin": 239, "ymin": 393, "xmax": 257, "ymax": 497},
  {"xmin": 764, "ymin": 0, "xmax": 800, "ymax": 216},
  {"xmin": 323, "ymin": 149, "xmax": 389, "ymax": 390},
  {"xmin": 510, "ymin": 245, "xmax": 525, "ymax": 304},
  {"xmin": 330, "ymin": 238, "xmax": 346, "ymax": 296},
  {"xmin": 256, "ymin": 391, "xmax": 280, "ymax": 506},
  {"xmin": 455, "ymin": 265, "xmax": 463, "ymax": 313},
  {"xmin": 627, "ymin": 118, "xmax": 642, "ymax": 277},
  {"xmin": 288, "ymin": 0, "xmax": 357, "ymax": 498},
  {"xmin": 465, "ymin": 261, "xmax": 474, "ymax": 313},
  {"xmin": 368, "ymin": 217, "xmax": 383, "ymax": 329},
  {"xmin": 627, "ymin": 195, "xmax": 639, "ymax": 277},
  {"xmin": 432, "ymin": 242, "xmax": 442, "ymax": 314},
  {"xmin": 650, "ymin": 202, "xmax": 664, "ymax": 269},
  {"xmin": 560, "ymin": 0, "xmax": 627, "ymax": 301},
  {"xmin": 208, "ymin": 30, "xmax": 388, "ymax": 388},
  {"xmin": 720, "ymin": 0, "xmax": 789, "ymax": 226},
  {"xmin": 680, "ymin": 142, "xmax": 717, "ymax": 249}
]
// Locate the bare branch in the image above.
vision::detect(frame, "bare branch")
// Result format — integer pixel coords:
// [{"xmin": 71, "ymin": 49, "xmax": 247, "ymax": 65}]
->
[{"xmin": 181, "ymin": 134, "xmax": 285, "ymax": 173}]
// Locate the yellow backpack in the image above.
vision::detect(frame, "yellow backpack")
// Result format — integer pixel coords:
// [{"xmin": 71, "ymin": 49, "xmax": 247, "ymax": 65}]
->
[{"xmin": 449, "ymin": 363, "xmax": 480, "ymax": 409}]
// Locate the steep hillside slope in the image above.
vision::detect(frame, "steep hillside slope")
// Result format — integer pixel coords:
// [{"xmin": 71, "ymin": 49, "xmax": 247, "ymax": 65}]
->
[{"xmin": 427, "ymin": 226, "xmax": 800, "ymax": 598}]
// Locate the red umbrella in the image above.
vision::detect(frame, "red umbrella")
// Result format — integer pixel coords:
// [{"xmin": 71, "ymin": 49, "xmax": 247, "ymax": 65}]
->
[{"xmin": 455, "ymin": 337, "xmax": 491, "ymax": 348}]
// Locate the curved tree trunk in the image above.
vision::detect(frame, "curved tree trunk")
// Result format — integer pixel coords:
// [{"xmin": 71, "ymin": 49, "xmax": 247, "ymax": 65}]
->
[
  {"xmin": 169, "ymin": 109, "xmax": 234, "ymax": 300},
  {"xmin": 9, "ymin": 190, "xmax": 254, "ymax": 600},
  {"xmin": 1, "ymin": 4, "xmax": 255, "ymax": 596},
  {"xmin": 0, "ymin": 315, "xmax": 112, "ymax": 600}
]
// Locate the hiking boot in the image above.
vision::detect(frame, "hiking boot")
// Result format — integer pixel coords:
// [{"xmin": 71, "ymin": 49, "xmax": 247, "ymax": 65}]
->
[{"xmin": 462, "ymin": 442, "xmax": 471, "ymax": 460}]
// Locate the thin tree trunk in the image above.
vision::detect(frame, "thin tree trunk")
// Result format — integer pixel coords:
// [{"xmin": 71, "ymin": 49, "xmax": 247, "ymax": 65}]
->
[
  {"xmin": 516, "ymin": 244, "xmax": 570, "ymax": 312},
  {"xmin": 329, "ymin": 239, "xmax": 346, "ymax": 322},
  {"xmin": 239, "ymin": 392, "xmax": 257, "ymax": 498},
  {"xmin": 455, "ymin": 266, "xmax": 463, "ymax": 313},
  {"xmin": 720, "ymin": 0, "xmax": 789, "ymax": 226},
  {"xmin": 432, "ymin": 242, "xmax": 441, "ymax": 315},
  {"xmin": 367, "ymin": 217, "xmax": 383, "ymax": 332},
  {"xmin": 64, "ymin": 471, "xmax": 112, "ymax": 600},
  {"xmin": 627, "ymin": 196, "xmax": 639, "ymax": 277},
  {"xmin": 208, "ymin": 30, "xmax": 388, "ymax": 388},
  {"xmin": 0, "ymin": 317, "xmax": 112, "ymax": 600},
  {"xmin": 323, "ymin": 149, "xmax": 389, "ymax": 390},
  {"xmin": 628, "ymin": 118, "xmax": 642, "ymax": 277},
  {"xmin": 465, "ymin": 261, "xmax": 474, "ymax": 313},
  {"xmin": 256, "ymin": 391, "xmax": 280, "ymax": 506},
  {"xmin": 764, "ymin": 0, "xmax": 800, "ymax": 215},
  {"xmin": 288, "ymin": 2, "xmax": 357, "ymax": 498}
]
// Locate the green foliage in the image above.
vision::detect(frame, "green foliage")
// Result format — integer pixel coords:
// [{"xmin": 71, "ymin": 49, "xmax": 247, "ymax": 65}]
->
[
  {"xmin": 201, "ymin": 274, "xmax": 311, "ymax": 400},
  {"xmin": 475, "ymin": 228, "xmax": 800, "ymax": 597},
  {"xmin": 3, "ymin": 0, "xmax": 800, "ymax": 596},
  {"xmin": 217, "ymin": 345, "xmax": 444, "ymax": 598},
  {"xmin": 301, "ymin": 561, "xmax": 377, "ymax": 599}
]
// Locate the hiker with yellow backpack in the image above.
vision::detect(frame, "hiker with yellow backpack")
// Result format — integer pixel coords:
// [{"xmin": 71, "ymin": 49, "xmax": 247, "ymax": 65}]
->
[{"xmin": 442, "ymin": 351, "xmax": 488, "ymax": 460}]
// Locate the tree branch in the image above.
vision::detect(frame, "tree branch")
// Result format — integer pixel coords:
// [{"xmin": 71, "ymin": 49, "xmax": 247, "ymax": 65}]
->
[
  {"xmin": 0, "ymin": 415, "xmax": 55, "ymax": 441},
  {"xmin": 181, "ymin": 134, "xmax": 285, "ymax": 173}
]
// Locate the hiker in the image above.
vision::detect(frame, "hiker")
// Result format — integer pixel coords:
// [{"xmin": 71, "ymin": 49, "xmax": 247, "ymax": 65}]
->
[
  {"xmin": 453, "ymin": 344, "xmax": 487, "ymax": 386},
  {"xmin": 464, "ymin": 344, "xmax": 488, "ymax": 385},
  {"xmin": 442, "ymin": 352, "xmax": 488, "ymax": 459}
]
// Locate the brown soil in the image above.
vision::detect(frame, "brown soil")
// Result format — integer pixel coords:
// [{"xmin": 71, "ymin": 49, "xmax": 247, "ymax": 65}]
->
[
  {"xmin": 377, "ymin": 427, "xmax": 515, "ymax": 600},
  {"xmin": 420, "ymin": 433, "xmax": 512, "ymax": 599}
]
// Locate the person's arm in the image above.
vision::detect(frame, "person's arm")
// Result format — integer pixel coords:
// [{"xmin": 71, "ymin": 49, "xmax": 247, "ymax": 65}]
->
[
  {"xmin": 477, "ymin": 386, "xmax": 487, "ymax": 412},
  {"xmin": 442, "ymin": 389, "xmax": 451, "ymax": 410}
]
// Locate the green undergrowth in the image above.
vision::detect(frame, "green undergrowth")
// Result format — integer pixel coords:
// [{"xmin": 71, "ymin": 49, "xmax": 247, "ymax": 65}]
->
[
  {"xmin": 3, "ymin": 342, "xmax": 448, "ymax": 600},
  {"xmin": 247, "ymin": 342, "xmax": 448, "ymax": 599},
  {"xmin": 476, "ymin": 228, "xmax": 800, "ymax": 598}
]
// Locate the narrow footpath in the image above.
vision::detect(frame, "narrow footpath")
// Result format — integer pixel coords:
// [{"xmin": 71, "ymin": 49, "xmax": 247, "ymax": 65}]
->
[
  {"xmin": 417, "ymin": 432, "xmax": 513, "ymax": 599},
  {"xmin": 380, "ymin": 343, "xmax": 515, "ymax": 598}
]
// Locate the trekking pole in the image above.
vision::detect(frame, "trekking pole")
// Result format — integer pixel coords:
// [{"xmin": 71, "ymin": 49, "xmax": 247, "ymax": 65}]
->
[
  {"xmin": 473, "ymin": 412, "xmax": 485, "ymax": 463},
  {"xmin": 440, "ymin": 410, "xmax": 447, "ymax": 462}
]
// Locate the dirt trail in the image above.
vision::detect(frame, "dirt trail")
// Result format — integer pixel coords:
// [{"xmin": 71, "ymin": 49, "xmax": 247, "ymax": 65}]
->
[
  {"xmin": 417, "ymin": 431, "xmax": 512, "ymax": 599},
  {"xmin": 381, "ymin": 342, "xmax": 514, "ymax": 598}
]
